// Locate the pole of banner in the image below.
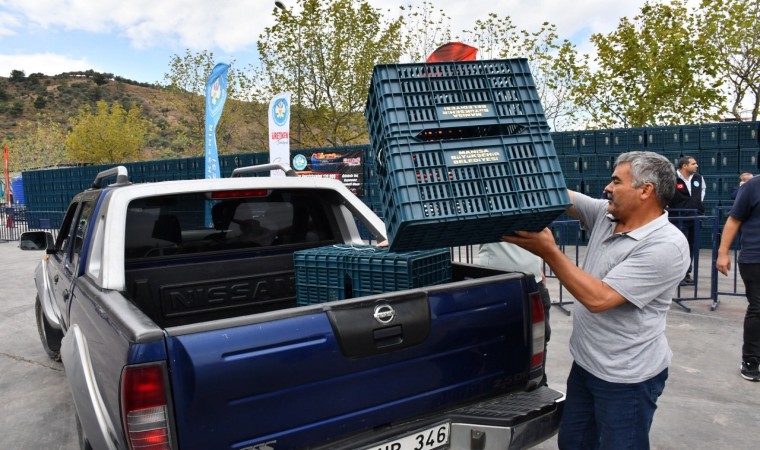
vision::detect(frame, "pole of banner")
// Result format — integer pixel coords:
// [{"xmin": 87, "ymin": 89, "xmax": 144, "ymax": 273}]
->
[{"xmin": 2, "ymin": 144, "xmax": 10, "ymax": 237}]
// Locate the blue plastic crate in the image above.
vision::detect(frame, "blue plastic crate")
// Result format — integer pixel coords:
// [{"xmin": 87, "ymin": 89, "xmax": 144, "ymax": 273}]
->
[
  {"xmin": 366, "ymin": 59, "xmax": 549, "ymax": 144},
  {"xmin": 702, "ymin": 175, "xmax": 734, "ymax": 201},
  {"xmin": 738, "ymin": 148, "xmax": 760, "ymax": 173},
  {"xmin": 739, "ymin": 122, "xmax": 760, "ymax": 148},
  {"xmin": 581, "ymin": 177, "xmax": 609, "ymax": 199},
  {"xmin": 580, "ymin": 154, "xmax": 616, "ymax": 177},
  {"xmin": 594, "ymin": 130, "xmax": 613, "ymax": 153},
  {"xmin": 609, "ymin": 129, "xmax": 630, "ymax": 153},
  {"xmin": 629, "ymin": 128, "xmax": 647, "ymax": 150},
  {"xmin": 377, "ymin": 132, "xmax": 570, "ymax": 252},
  {"xmin": 558, "ymin": 155, "xmax": 581, "ymax": 176},
  {"xmin": 551, "ymin": 131, "xmax": 579, "ymax": 155},
  {"xmin": 293, "ymin": 245, "xmax": 451, "ymax": 305},
  {"xmin": 720, "ymin": 122, "xmax": 739, "ymax": 149},
  {"xmin": 647, "ymin": 126, "xmax": 681, "ymax": 150},
  {"xmin": 700, "ymin": 124, "xmax": 720, "ymax": 149},
  {"xmin": 700, "ymin": 150, "xmax": 738, "ymax": 175},
  {"xmin": 681, "ymin": 125, "xmax": 700, "ymax": 149},
  {"xmin": 578, "ymin": 131, "xmax": 596, "ymax": 154}
]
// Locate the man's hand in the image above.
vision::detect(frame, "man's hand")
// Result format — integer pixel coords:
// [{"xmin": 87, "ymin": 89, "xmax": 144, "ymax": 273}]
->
[
  {"xmin": 716, "ymin": 253, "xmax": 731, "ymax": 276},
  {"xmin": 501, "ymin": 228, "xmax": 557, "ymax": 258}
]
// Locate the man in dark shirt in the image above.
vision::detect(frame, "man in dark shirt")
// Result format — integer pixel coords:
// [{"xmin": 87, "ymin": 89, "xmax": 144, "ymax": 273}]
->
[{"xmin": 667, "ymin": 156, "xmax": 705, "ymax": 284}]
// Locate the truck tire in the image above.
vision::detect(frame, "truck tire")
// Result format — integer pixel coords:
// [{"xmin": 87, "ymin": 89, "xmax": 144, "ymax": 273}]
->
[
  {"xmin": 35, "ymin": 295, "xmax": 63, "ymax": 361},
  {"xmin": 76, "ymin": 414, "xmax": 94, "ymax": 450}
]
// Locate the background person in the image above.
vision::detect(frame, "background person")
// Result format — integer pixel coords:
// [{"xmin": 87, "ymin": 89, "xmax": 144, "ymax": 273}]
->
[
  {"xmin": 730, "ymin": 172, "xmax": 754, "ymax": 200},
  {"xmin": 716, "ymin": 174, "xmax": 760, "ymax": 382},
  {"xmin": 668, "ymin": 155, "xmax": 705, "ymax": 284},
  {"xmin": 478, "ymin": 242, "xmax": 552, "ymax": 374},
  {"xmin": 504, "ymin": 151, "xmax": 689, "ymax": 449}
]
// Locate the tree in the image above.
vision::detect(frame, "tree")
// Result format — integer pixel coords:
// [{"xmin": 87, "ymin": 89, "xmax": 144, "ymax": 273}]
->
[
  {"xmin": 698, "ymin": 0, "xmax": 760, "ymax": 121},
  {"xmin": 9, "ymin": 70, "xmax": 25, "ymax": 82},
  {"xmin": 161, "ymin": 50, "xmax": 258, "ymax": 155},
  {"xmin": 398, "ymin": 1, "xmax": 453, "ymax": 63},
  {"xmin": 458, "ymin": 15, "xmax": 588, "ymax": 130},
  {"xmin": 65, "ymin": 100, "xmax": 154, "ymax": 164},
  {"xmin": 6, "ymin": 116, "xmax": 68, "ymax": 172},
  {"xmin": 576, "ymin": 0, "xmax": 724, "ymax": 128},
  {"xmin": 258, "ymin": 0, "xmax": 405, "ymax": 147}
]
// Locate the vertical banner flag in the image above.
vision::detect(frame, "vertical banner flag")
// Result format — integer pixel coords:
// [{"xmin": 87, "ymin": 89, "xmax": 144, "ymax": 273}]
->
[
  {"xmin": 204, "ymin": 63, "xmax": 230, "ymax": 180},
  {"xmin": 268, "ymin": 92, "xmax": 292, "ymax": 177},
  {"xmin": 204, "ymin": 63, "xmax": 229, "ymax": 227}
]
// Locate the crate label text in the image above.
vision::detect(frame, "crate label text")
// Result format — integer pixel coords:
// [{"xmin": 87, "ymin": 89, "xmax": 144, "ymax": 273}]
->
[
  {"xmin": 445, "ymin": 148, "xmax": 506, "ymax": 166},
  {"xmin": 437, "ymin": 104, "xmax": 494, "ymax": 120}
]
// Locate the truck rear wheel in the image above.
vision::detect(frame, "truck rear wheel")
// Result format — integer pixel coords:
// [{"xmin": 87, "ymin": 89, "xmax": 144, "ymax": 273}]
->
[{"xmin": 35, "ymin": 295, "xmax": 63, "ymax": 361}]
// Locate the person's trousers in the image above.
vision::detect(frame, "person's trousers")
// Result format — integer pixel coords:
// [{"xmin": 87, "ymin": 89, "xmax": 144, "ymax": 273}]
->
[
  {"xmin": 677, "ymin": 220, "xmax": 696, "ymax": 274},
  {"xmin": 558, "ymin": 362, "xmax": 668, "ymax": 450},
  {"xmin": 739, "ymin": 263, "xmax": 760, "ymax": 361}
]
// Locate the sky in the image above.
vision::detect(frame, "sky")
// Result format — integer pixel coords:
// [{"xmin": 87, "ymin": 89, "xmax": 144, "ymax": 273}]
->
[{"xmin": 0, "ymin": 0, "xmax": 654, "ymax": 85}]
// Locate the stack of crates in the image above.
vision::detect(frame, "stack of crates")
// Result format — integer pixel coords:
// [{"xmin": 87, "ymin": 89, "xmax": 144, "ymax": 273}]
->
[
  {"xmin": 365, "ymin": 58, "xmax": 570, "ymax": 252},
  {"xmin": 293, "ymin": 244, "xmax": 451, "ymax": 305}
]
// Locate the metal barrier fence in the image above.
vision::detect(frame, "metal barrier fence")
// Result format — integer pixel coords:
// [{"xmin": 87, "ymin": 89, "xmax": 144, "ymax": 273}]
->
[
  {"xmin": 450, "ymin": 212, "xmax": 745, "ymax": 314},
  {"xmin": 0, "ymin": 207, "xmax": 64, "ymax": 243},
  {"xmin": 2, "ymin": 205, "xmax": 746, "ymax": 313}
]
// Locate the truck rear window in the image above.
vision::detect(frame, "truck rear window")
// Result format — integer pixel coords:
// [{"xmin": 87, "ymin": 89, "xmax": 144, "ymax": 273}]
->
[{"xmin": 125, "ymin": 189, "xmax": 337, "ymax": 260}]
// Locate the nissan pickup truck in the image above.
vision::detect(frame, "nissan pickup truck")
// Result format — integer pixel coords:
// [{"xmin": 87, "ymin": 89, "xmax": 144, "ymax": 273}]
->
[{"xmin": 22, "ymin": 163, "xmax": 564, "ymax": 450}]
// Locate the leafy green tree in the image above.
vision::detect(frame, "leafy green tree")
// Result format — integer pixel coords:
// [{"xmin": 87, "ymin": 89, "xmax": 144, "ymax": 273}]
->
[
  {"xmin": 161, "ymin": 49, "xmax": 257, "ymax": 155},
  {"xmin": 398, "ymin": 1, "xmax": 453, "ymax": 62},
  {"xmin": 458, "ymin": 16, "xmax": 588, "ymax": 130},
  {"xmin": 65, "ymin": 100, "xmax": 155, "ymax": 164},
  {"xmin": 9, "ymin": 70, "xmax": 25, "ymax": 82},
  {"xmin": 6, "ymin": 116, "xmax": 68, "ymax": 171},
  {"xmin": 698, "ymin": 0, "xmax": 760, "ymax": 121},
  {"xmin": 258, "ymin": 0, "xmax": 405, "ymax": 147},
  {"xmin": 576, "ymin": 0, "xmax": 724, "ymax": 127}
]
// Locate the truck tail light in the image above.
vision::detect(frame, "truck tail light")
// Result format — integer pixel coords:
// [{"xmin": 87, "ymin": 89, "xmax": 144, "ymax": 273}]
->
[
  {"xmin": 121, "ymin": 363, "xmax": 174, "ymax": 450},
  {"xmin": 529, "ymin": 291, "xmax": 546, "ymax": 384}
]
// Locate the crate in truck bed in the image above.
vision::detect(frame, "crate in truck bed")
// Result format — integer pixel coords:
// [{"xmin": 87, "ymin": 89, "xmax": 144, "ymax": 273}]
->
[{"xmin": 293, "ymin": 244, "xmax": 451, "ymax": 305}]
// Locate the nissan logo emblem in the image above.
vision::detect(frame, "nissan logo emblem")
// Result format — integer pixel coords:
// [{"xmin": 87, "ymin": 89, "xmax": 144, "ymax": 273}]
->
[{"xmin": 373, "ymin": 304, "xmax": 395, "ymax": 324}]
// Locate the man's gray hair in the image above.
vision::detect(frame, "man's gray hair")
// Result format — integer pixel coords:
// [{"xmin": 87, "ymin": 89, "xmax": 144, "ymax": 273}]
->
[{"xmin": 614, "ymin": 151, "xmax": 676, "ymax": 207}]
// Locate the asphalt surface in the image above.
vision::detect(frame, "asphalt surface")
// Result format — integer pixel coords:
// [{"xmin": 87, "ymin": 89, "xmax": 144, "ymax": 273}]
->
[{"xmin": 1, "ymin": 241, "xmax": 758, "ymax": 449}]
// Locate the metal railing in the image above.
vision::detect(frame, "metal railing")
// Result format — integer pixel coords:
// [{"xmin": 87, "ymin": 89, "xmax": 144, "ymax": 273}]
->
[{"xmin": 0, "ymin": 207, "xmax": 64, "ymax": 243}]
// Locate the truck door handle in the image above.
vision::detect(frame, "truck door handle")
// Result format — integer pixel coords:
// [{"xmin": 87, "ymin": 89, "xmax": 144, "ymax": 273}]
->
[
  {"xmin": 62, "ymin": 289, "xmax": 69, "ymax": 300},
  {"xmin": 54, "ymin": 274, "xmax": 59, "ymax": 283}
]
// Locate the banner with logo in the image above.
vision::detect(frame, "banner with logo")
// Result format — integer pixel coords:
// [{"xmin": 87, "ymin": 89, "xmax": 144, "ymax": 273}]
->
[
  {"xmin": 204, "ymin": 63, "xmax": 230, "ymax": 180},
  {"xmin": 268, "ymin": 92, "xmax": 292, "ymax": 177}
]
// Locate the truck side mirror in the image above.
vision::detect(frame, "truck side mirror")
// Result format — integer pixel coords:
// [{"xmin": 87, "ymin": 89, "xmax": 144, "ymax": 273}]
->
[{"xmin": 19, "ymin": 231, "xmax": 55, "ymax": 251}]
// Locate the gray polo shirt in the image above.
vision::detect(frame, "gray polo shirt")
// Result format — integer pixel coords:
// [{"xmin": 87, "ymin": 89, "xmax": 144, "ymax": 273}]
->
[{"xmin": 572, "ymin": 193, "xmax": 690, "ymax": 383}]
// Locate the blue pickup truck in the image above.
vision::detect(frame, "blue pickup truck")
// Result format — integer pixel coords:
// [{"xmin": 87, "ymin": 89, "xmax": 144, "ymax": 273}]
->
[{"xmin": 23, "ymin": 164, "xmax": 563, "ymax": 450}]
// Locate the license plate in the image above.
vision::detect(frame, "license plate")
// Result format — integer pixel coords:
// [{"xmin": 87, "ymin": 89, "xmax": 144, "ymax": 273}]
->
[{"xmin": 363, "ymin": 422, "xmax": 450, "ymax": 450}]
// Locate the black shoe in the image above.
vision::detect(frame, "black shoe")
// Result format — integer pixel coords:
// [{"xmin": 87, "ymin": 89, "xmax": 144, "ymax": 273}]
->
[
  {"xmin": 741, "ymin": 358, "xmax": 760, "ymax": 382},
  {"xmin": 680, "ymin": 274, "xmax": 694, "ymax": 285}
]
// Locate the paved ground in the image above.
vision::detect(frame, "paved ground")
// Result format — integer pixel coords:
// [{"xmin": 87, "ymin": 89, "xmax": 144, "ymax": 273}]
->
[{"xmin": 0, "ymin": 241, "xmax": 757, "ymax": 449}]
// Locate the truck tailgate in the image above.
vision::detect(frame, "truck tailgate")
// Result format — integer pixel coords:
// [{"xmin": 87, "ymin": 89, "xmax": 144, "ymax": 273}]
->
[{"xmin": 164, "ymin": 275, "xmax": 533, "ymax": 450}]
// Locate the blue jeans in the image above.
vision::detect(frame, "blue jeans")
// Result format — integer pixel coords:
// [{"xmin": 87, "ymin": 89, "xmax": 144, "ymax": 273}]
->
[{"xmin": 558, "ymin": 362, "xmax": 668, "ymax": 450}]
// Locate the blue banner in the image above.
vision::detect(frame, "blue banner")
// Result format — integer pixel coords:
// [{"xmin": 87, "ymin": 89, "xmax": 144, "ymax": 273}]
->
[{"xmin": 204, "ymin": 63, "xmax": 229, "ymax": 179}]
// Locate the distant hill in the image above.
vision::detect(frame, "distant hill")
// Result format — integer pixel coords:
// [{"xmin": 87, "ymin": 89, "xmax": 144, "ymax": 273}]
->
[{"xmin": 0, "ymin": 70, "xmax": 270, "ymax": 163}]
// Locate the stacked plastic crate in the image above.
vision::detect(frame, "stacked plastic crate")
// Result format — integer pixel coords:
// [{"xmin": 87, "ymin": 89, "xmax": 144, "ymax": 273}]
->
[
  {"xmin": 293, "ymin": 244, "xmax": 451, "ymax": 304},
  {"xmin": 365, "ymin": 59, "xmax": 570, "ymax": 252}
]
